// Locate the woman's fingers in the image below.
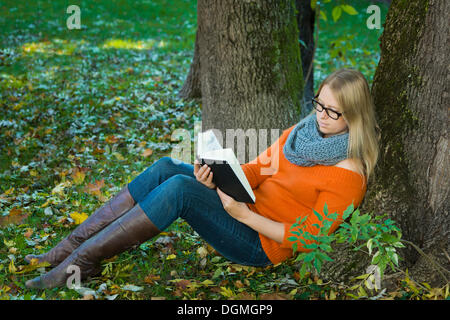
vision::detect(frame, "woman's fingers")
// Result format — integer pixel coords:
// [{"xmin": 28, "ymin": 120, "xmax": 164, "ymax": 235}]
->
[
  {"xmin": 194, "ymin": 162, "xmax": 215, "ymax": 188},
  {"xmin": 206, "ymin": 170, "xmax": 213, "ymax": 183},
  {"xmin": 195, "ymin": 164, "xmax": 209, "ymax": 180},
  {"xmin": 193, "ymin": 159, "xmax": 201, "ymax": 174},
  {"xmin": 197, "ymin": 164, "xmax": 206, "ymax": 177},
  {"xmin": 200, "ymin": 166, "xmax": 211, "ymax": 181}
]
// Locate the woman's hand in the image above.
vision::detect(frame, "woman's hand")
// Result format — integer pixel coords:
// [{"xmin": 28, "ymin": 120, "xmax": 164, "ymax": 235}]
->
[
  {"xmin": 194, "ymin": 159, "xmax": 216, "ymax": 189},
  {"xmin": 216, "ymin": 187, "xmax": 252, "ymax": 222}
]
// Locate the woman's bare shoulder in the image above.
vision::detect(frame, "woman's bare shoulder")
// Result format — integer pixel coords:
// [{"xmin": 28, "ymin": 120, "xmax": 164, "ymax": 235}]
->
[{"xmin": 334, "ymin": 158, "xmax": 361, "ymax": 174}]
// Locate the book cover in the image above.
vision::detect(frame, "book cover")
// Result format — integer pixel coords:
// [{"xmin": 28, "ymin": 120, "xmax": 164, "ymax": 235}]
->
[{"xmin": 197, "ymin": 131, "xmax": 256, "ymax": 204}]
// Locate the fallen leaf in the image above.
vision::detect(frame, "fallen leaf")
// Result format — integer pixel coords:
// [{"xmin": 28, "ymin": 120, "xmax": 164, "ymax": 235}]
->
[
  {"xmin": 144, "ymin": 274, "xmax": 160, "ymax": 284},
  {"xmin": 236, "ymin": 292, "xmax": 255, "ymax": 300},
  {"xmin": 72, "ymin": 170, "xmax": 86, "ymax": 185},
  {"xmin": 175, "ymin": 279, "xmax": 191, "ymax": 290},
  {"xmin": 122, "ymin": 284, "xmax": 143, "ymax": 292},
  {"xmin": 84, "ymin": 179, "xmax": 107, "ymax": 201},
  {"xmin": 259, "ymin": 293, "xmax": 291, "ymax": 300},
  {"xmin": 4, "ymin": 187, "xmax": 14, "ymax": 195},
  {"xmin": 9, "ymin": 208, "xmax": 22, "ymax": 216},
  {"xmin": 112, "ymin": 152, "xmax": 124, "ymax": 161},
  {"xmin": 93, "ymin": 147, "xmax": 105, "ymax": 154},
  {"xmin": 44, "ymin": 207, "xmax": 53, "ymax": 216},
  {"xmin": 8, "ymin": 259, "xmax": 17, "ymax": 274},
  {"xmin": 105, "ymin": 135, "xmax": 119, "ymax": 144},
  {"xmin": 196, "ymin": 246, "xmax": 208, "ymax": 259},
  {"xmin": 200, "ymin": 279, "xmax": 214, "ymax": 287},
  {"xmin": 142, "ymin": 148, "xmax": 153, "ymax": 157},
  {"xmin": 51, "ymin": 181, "xmax": 71, "ymax": 195},
  {"xmin": 70, "ymin": 212, "xmax": 89, "ymax": 225},
  {"xmin": 234, "ymin": 280, "xmax": 244, "ymax": 289},
  {"xmin": 0, "ymin": 211, "xmax": 29, "ymax": 227}
]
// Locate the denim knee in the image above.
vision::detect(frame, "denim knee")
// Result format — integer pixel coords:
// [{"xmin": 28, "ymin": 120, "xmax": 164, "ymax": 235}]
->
[
  {"xmin": 138, "ymin": 174, "xmax": 200, "ymax": 230},
  {"xmin": 148, "ymin": 156, "xmax": 174, "ymax": 173}
]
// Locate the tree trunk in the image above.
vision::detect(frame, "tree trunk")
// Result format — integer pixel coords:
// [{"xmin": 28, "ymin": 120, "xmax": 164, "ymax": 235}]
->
[
  {"xmin": 199, "ymin": 0, "xmax": 304, "ymax": 162},
  {"xmin": 178, "ymin": 31, "xmax": 202, "ymax": 100},
  {"xmin": 295, "ymin": 0, "xmax": 315, "ymax": 119},
  {"xmin": 180, "ymin": 0, "xmax": 304, "ymax": 163},
  {"xmin": 362, "ymin": 0, "xmax": 450, "ymax": 286},
  {"xmin": 318, "ymin": 0, "xmax": 449, "ymax": 287}
]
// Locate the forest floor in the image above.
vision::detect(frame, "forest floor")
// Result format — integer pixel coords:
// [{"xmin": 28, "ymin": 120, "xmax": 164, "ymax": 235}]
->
[{"xmin": 0, "ymin": 0, "xmax": 447, "ymax": 300}]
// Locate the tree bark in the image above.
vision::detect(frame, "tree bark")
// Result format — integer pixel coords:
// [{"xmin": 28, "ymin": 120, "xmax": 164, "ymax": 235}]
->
[
  {"xmin": 362, "ymin": 0, "xmax": 450, "ymax": 286},
  {"xmin": 178, "ymin": 30, "xmax": 202, "ymax": 100},
  {"xmin": 318, "ymin": 0, "xmax": 449, "ymax": 287},
  {"xmin": 188, "ymin": 0, "xmax": 303, "ymax": 163},
  {"xmin": 180, "ymin": 1, "xmax": 309, "ymax": 130}
]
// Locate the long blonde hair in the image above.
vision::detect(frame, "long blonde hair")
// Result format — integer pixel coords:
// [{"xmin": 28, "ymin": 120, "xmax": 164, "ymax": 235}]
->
[{"xmin": 314, "ymin": 68, "xmax": 379, "ymax": 183}]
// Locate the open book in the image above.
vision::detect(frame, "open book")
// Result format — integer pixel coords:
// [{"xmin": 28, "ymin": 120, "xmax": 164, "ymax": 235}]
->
[{"xmin": 197, "ymin": 130, "xmax": 256, "ymax": 204}]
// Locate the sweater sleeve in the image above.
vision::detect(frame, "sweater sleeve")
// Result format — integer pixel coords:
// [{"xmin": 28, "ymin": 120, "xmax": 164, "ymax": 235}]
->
[
  {"xmin": 280, "ymin": 187, "xmax": 364, "ymax": 251},
  {"xmin": 241, "ymin": 125, "xmax": 296, "ymax": 189}
]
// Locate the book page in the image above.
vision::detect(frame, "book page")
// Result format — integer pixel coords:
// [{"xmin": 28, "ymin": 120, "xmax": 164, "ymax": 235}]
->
[{"xmin": 198, "ymin": 130, "xmax": 223, "ymax": 158}]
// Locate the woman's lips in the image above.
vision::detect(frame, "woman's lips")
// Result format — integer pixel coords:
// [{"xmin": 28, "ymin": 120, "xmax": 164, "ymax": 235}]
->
[{"xmin": 318, "ymin": 121, "xmax": 327, "ymax": 127}]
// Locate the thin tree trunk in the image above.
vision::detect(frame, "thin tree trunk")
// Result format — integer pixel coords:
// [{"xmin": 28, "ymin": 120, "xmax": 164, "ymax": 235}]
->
[
  {"xmin": 295, "ymin": 0, "xmax": 315, "ymax": 119},
  {"xmin": 178, "ymin": 30, "xmax": 202, "ymax": 100}
]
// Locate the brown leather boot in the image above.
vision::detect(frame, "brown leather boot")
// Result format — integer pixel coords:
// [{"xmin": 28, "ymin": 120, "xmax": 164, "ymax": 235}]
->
[
  {"xmin": 25, "ymin": 185, "xmax": 136, "ymax": 267},
  {"xmin": 25, "ymin": 203, "xmax": 160, "ymax": 289}
]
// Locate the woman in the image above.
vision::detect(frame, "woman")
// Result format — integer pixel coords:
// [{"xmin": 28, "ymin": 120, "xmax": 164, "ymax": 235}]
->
[{"xmin": 25, "ymin": 68, "xmax": 379, "ymax": 289}]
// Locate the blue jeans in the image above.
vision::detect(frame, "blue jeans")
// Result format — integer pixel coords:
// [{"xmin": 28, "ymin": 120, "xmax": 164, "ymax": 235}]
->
[{"xmin": 127, "ymin": 157, "xmax": 272, "ymax": 267}]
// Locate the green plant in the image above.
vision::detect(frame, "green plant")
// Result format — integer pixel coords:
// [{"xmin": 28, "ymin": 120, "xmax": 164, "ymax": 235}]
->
[{"xmin": 288, "ymin": 203, "xmax": 404, "ymax": 280}]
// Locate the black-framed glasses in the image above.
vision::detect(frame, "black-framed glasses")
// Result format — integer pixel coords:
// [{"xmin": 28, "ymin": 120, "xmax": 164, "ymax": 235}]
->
[{"xmin": 311, "ymin": 98, "xmax": 343, "ymax": 120}]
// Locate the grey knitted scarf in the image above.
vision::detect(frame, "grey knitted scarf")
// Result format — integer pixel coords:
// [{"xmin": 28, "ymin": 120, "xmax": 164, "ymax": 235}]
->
[{"xmin": 282, "ymin": 114, "xmax": 349, "ymax": 167}]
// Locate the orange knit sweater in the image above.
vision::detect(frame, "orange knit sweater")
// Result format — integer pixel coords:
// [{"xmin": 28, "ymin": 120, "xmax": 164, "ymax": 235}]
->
[{"xmin": 241, "ymin": 124, "xmax": 367, "ymax": 265}]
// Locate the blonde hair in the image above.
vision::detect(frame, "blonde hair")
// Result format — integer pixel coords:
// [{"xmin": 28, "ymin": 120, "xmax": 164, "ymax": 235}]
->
[{"xmin": 315, "ymin": 68, "xmax": 380, "ymax": 183}]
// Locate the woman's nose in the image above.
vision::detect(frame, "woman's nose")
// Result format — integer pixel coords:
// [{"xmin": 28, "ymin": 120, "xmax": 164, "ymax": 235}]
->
[{"xmin": 319, "ymin": 108, "xmax": 328, "ymax": 119}]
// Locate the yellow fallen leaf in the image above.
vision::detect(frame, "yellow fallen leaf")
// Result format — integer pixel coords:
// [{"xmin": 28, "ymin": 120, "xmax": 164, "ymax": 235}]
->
[
  {"xmin": 72, "ymin": 170, "xmax": 85, "ymax": 185},
  {"xmin": 220, "ymin": 287, "xmax": 234, "ymax": 298},
  {"xmin": 9, "ymin": 259, "xmax": 17, "ymax": 274},
  {"xmin": 29, "ymin": 169, "xmax": 38, "ymax": 177},
  {"xmin": 1, "ymin": 285, "xmax": 11, "ymax": 293},
  {"xmin": 200, "ymin": 279, "xmax": 214, "ymax": 287},
  {"xmin": 4, "ymin": 187, "xmax": 14, "ymax": 195},
  {"xmin": 70, "ymin": 211, "xmax": 89, "ymax": 225},
  {"xmin": 113, "ymin": 152, "xmax": 125, "ymax": 161},
  {"xmin": 4, "ymin": 239, "xmax": 15, "ymax": 248},
  {"xmin": 51, "ymin": 181, "xmax": 71, "ymax": 195},
  {"xmin": 40, "ymin": 199, "xmax": 52, "ymax": 208},
  {"xmin": 14, "ymin": 260, "xmax": 50, "ymax": 274},
  {"xmin": 329, "ymin": 290, "xmax": 337, "ymax": 300},
  {"xmin": 138, "ymin": 141, "xmax": 147, "ymax": 148},
  {"xmin": 166, "ymin": 254, "xmax": 176, "ymax": 260},
  {"xmin": 196, "ymin": 246, "xmax": 208, "ymax": 259}
]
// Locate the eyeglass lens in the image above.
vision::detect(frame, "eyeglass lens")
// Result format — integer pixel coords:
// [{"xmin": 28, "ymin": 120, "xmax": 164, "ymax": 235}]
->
[{"xmin": 313, "ymin": 100, "xmax": 339, "ymax": 120}]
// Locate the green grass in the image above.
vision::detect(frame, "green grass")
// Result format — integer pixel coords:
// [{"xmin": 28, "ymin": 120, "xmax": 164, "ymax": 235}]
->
[{"xmin": 2, "ymin": 0, "xmax": 440, "ymax": 301}]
